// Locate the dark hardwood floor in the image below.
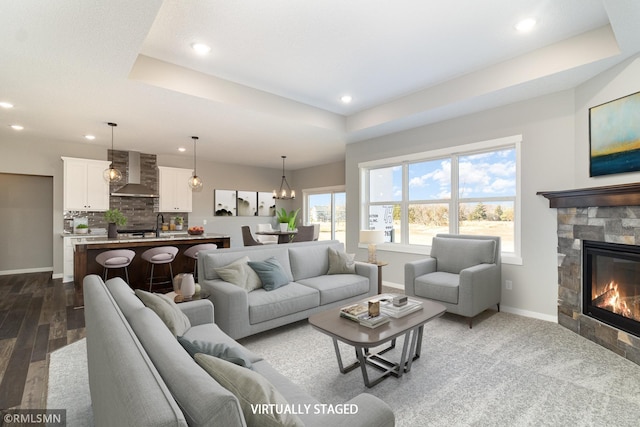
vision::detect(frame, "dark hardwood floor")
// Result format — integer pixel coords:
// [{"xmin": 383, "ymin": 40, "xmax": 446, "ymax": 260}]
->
[{"xmin": 0, "ymin": 272, "xmax": 85, "ymax": 410}]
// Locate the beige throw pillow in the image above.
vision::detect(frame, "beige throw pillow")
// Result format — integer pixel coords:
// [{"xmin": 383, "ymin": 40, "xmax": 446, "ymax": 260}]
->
[
  {"xmin": 195, "ymin": 354, "xmax": 304, "ymax": 427},
  {"xmin": 327, "ymin": 247, "xmax": 356, "ymax": 274},
  {"xmin": 134, "ymin": 289, "xmax": 191, "ymax": 336},
  {"xmin": 214, "ymin": 256, "xmax": 262, "ymax": 291}
]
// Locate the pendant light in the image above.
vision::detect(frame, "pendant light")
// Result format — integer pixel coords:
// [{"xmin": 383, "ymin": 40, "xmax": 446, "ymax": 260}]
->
[
  {"xmin": 187, "ymin": 136, "xmax": 203, "ymax": 192},
  {"xmin": 103, "ymin": 122, "xmax": 122, "ymax": 183},
  {"xmin": 273, "ymin": 155, "xmax": 295, "ymax": 199}
]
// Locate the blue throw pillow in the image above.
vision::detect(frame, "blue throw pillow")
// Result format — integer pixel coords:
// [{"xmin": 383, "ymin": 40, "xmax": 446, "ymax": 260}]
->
[
  {"xmin": 177, "ymin": 336, "xmax": 253, "ymax": 369},
  {"xmin": 247, "ymin": 257, "xmax": 290, "ymax": 291}
]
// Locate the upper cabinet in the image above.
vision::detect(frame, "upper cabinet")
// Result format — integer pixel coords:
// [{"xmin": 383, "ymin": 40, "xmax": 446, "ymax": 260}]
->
[
  {"xmin": 62, "ymin": 157, "xmax": 111, "ymax": 211},
  {"xmin": 158, "ymin": 166, "xmax": 193, "ymax": 212}
]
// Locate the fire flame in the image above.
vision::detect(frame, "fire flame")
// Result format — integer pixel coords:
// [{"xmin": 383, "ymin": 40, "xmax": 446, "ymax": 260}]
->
[{"xmin": 594, "ymin": 281, "xmax": 633, "ymax": 318}]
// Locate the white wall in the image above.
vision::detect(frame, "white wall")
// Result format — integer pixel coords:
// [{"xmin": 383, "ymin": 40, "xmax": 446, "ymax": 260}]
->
[{"xmin": 346, "ymin": 90, "xmax": 577, "ymax": 321}]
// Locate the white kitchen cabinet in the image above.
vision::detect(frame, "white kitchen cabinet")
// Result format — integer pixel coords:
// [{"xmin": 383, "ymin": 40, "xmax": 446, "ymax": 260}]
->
[
  {"xmin": 62, "ymin": 157, "xmax": 111, "ymax": 211},
  {"xmin": 63, "ymin": 236, "xmax": 81, "ymax": 282},
  {"xmin": 158, "ymin": 166, "xmax": 193, "ymax": 212}
]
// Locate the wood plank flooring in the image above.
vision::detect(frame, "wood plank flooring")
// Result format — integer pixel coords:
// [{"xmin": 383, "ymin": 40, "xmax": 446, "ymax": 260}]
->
[{"xmin": 0, "ymin": 272, "xmax": 84, "ymax": 410}]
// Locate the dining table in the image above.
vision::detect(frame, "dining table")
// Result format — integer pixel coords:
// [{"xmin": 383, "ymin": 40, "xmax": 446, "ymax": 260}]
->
[{"xmin": 255, "ymin": 229, "xmax": 298, "ymax": 244}]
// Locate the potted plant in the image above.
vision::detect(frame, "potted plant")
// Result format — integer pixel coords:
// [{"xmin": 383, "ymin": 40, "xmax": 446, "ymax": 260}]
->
[
  {"xmin": 104, "ymin": 208, "xmax": 127, "ymax": 238},
  {"xmin": 75, "ymin": 223, "xmax": 89, "ymax": 234},
  {"xmin": 175, "ymin": 216, "xmax": 184, "ymax": 231},
  {"xmin": 276, "ymin": 208, "xmax": 299, "ymax": 232}
]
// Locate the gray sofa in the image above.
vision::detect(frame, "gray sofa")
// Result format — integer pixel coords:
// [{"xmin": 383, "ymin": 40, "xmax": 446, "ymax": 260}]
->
[
  {"xmin": 198, "ymin": 240, "xmax": 378, "ymax": 339},
  {"xmin": 404, "ymin": 234, "xmax": 501, "ymax": 328},
  {"xmin": 84, "ymin": 274, "xmax": 394, "ymax": 427}
]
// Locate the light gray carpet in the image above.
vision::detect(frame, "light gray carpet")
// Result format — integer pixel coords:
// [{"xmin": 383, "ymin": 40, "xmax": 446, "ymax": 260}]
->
[
  {"xmin": 47, "ymin": 311, "xmax": 640, "ymax": 426},
  {"xmin": 239, "ymin": 311, "xmax": 640, "ymax": 427},
  {"xmin": 46, "ymin": 338, "xmax": 93, "ymax": 427}
]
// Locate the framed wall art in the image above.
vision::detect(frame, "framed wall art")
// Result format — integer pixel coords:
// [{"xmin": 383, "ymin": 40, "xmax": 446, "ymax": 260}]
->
[
  {"xmin": 589, "ymin": 91, "xmax": 640, "ymax": 177},
  {"xmin": 236, "ymin": 191, "xmax": 257, "ymax": 216},
  {"xmin": 257, "ymin": 192, "xmax": 276, "ymax": 217},
  {"xmin": 214, "ymin": 190, "xmax": 237, "ymax": 216}
]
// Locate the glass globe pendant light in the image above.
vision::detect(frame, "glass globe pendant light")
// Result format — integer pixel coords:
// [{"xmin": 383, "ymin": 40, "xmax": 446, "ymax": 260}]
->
[
  {"xmin": 103, "ymin": 122, "xmax": 122, "ymax": 183},
  {"xmin": 188, "ymin": 136, "xmax": 203, "ymax": 191}
]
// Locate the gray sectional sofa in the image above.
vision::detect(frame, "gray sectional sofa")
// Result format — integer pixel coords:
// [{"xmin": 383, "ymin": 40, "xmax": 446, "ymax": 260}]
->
[
  {"xmin": 84, "ymin": 274, "xmax": 394, "ymax": 427},
  {"xmin": 197, "ymin": 240, "xmax": 378, "ymax": 339}
]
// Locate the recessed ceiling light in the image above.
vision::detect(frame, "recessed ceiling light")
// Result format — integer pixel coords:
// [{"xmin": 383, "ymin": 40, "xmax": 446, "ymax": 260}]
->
[
  {"xmin": 191, "ymin": 42, "xmax": 211, "ymax": 55},
  {"xmin": 178, "ymin": 147, "xmax": 186, "ymax": 152},
  {"xmin": 10, "ymin": 124, "xmax": 24, "ymax": 131},
  {"xmin": 515, "ymin": 18, "xmax": 537, "ymax": 32},
  {"xmin": 85, "ymin": 135, "xmax": 96, "ymax": 140},
  {"xmin": 0, "ymin": 102, "xmax": 14, "ymax": 109},
  {"xmin": 341, "ymin": 95, "xmax": 353, "ymax": 104}
]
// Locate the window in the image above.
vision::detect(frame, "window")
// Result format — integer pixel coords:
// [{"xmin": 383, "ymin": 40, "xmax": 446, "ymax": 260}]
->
[
  {"xmin": 361, "ymin": 135, "xmax": 521, "ymax": 263},
  {"xmin": 305, "ymin": 187, "xmax": 346, "ymax": 242}
]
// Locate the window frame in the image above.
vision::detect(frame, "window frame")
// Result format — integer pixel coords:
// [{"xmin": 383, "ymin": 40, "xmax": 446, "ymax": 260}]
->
[
  {"xmin": 303, "ymin": 185, "xmax": 346, "ymax": 242},
  {"xmin": 359, "ymin": 135, "xmax": 522, "ymax": 265}
]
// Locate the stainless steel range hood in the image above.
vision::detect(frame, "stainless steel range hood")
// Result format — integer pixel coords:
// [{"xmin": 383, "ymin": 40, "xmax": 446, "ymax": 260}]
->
[{"xmin": 111, "ymin": 151, "xmax": 159, "ymax": 198}]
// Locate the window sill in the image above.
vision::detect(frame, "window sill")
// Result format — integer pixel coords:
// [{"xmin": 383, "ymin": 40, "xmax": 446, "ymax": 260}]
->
[{"xmin": 358, "ymin": 243, "xmax": 523, "ymax": 266}]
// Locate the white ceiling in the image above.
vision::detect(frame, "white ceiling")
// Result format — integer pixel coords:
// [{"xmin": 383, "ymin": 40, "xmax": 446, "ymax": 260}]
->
[{"xmin": 1, "ymin": 0, "xmax": 639, "ymax": 170}]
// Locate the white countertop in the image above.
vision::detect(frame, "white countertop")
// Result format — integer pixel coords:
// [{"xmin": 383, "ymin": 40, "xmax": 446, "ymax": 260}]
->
[{"xmin": 69, "ymin": 232, "xmax": 228, "ymax": 246}]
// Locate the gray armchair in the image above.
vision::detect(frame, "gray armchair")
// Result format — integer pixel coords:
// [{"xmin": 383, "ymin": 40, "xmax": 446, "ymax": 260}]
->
[{"xmin": 404, "ymin": 234, "xmax": 501, "ymax": 328}]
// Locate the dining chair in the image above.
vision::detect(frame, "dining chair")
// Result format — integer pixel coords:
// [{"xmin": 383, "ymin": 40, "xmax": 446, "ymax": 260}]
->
[
  {"xmin": 256, "ymin": 224, "xmax": 278, "ymax": 245},
  {"xmin": 241, "ymin": 226, "xmax": 263, "ymax": 246},
  {"xmin": 293, "ymin": 225, "xmax": 315, "ymax": 242}
]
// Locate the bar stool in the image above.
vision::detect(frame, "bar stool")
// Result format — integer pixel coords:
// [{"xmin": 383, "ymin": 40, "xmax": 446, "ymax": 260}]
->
[
  {"xmin": 95, "ymin": 250, "xmax": 135, "ymax": 283},
  {"xmin": 141, "ymin": 246, "xmax": 178, "ymax": 291},
  {"xmin": 183, "ymin": 243, "xmax": 217, "ymax": 281}
]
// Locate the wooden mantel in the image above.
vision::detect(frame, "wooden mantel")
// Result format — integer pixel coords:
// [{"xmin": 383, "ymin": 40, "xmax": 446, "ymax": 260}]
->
[{"xmin": 537, "ymin": 183, "xmax": 640, "ymax": 208}]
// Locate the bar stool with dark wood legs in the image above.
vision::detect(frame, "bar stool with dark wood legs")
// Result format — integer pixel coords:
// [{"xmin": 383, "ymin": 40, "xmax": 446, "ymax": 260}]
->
[
  {"xmin": 95, "ymin": 249, "xmax": 135, "ymax": 284},
  {"xmin": 183, "ymin": 243, "xmax": 217, "ymax": 282},
  {"xmin": 141, "ymin": 246, "xmax": 178, "ymax": 291}
]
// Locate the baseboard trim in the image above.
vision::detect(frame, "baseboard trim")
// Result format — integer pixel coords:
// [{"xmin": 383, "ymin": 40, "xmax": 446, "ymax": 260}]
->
[
  {"xmin": 383, "ymin": 281, "xmax": 558, "ymax": 323},
  {"xmin": 500, "ymin": 305, "xmax": 558, "ymax": 323},
  {"xmin": 0, "ymin": 267, "xmax": 54, "ymax": 276}
]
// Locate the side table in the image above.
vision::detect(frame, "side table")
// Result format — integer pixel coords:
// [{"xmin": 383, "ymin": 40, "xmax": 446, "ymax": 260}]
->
[{"xmin": 373, "ymin": 261, "xmax": 388, "ymax": 294}]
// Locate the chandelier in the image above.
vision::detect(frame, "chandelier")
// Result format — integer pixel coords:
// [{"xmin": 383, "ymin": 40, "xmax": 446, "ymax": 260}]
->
[{"xmin": 273, "ymin": 155, "xmax": 295, "ymax": 199}]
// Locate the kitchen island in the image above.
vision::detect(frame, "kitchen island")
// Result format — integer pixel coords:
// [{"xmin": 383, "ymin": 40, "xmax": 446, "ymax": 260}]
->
[{"xmin": 73, "ymin": 233, "xmax": 230, "ymax": 291}]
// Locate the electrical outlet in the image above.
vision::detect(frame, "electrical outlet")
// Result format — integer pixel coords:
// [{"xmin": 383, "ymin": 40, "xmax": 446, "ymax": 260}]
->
[
  {"xmin": 203, "ymin": 219, "xmax": 207, "ymax": 225},
  {"xmin": 505, "ymin": 280, "xmax": 513, "ymax": 290}
]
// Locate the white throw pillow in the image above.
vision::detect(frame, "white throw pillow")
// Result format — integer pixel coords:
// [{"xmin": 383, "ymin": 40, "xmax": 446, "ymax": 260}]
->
[
  {"xmin": 134, "ymin": 289, "xmax": 191, "ymax": 336},
  {"xmin": 214, "ymin": 256, "xmax": 262, "ymax": 291},
  {"xmin": 327, "ymin": 247, "xmax": 356, "ymax": 274},
  {"xmin": 195, "ymin": 354, "xmax": 304, "ymax": 427}
]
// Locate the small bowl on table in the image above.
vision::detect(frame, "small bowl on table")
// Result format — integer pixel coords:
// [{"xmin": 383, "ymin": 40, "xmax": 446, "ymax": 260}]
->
[{"xmin": 187, "ymin": 228, "xmax": 204, "ymax": 236}]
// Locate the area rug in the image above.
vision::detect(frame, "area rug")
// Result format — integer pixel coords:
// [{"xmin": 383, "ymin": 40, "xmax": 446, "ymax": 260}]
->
[
  {"xmin": 239, "ymin": 311, "xmax": 640, "ymax": 427},
  {"xmin": 46, "ymin": 338, "xmax": 93, "ymax": 426},
  {"xmin": 47, "ymin": 311, "xmax": 640, "ymax": 426}
]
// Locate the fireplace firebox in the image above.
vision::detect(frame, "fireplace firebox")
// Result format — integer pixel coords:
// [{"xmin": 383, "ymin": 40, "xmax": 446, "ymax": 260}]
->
[{"xmin": 583, "ymin": 240, "xmax": 640, "ymax": 337}]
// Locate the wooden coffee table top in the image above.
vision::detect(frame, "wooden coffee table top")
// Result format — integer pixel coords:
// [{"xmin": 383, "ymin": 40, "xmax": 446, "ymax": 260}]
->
[{"xmin": 309, "ymin": 296, "xmax": 446, "ymax": 348}]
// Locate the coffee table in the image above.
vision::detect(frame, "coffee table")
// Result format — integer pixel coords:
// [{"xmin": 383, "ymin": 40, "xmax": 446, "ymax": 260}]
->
[{"xmin": 308, "ymin": 296, "xmax": 446, "ymax": 387}]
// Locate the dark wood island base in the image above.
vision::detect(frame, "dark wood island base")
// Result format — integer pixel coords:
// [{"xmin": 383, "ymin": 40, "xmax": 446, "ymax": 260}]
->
[{"xmin": 73, "ymin": 234, "xmax": 230, "ymax": 293}]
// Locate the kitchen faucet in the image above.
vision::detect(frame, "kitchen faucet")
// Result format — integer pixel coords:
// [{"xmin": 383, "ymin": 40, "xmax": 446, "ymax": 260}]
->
[{"xmin": 156, "ymin": 213, "xmax": 164, "ymax": 237}]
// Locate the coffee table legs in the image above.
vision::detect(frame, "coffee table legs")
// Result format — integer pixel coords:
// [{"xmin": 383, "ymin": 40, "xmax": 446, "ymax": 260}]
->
[{"xmin": 330, "ymin": 326, "xmax": 424, "ymax": 388}]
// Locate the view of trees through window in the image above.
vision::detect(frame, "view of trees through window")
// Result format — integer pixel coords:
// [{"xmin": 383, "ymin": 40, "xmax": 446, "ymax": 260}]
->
[{"xmin": 366, "ymin": 144, "xmax": 517, "ymax": 253}]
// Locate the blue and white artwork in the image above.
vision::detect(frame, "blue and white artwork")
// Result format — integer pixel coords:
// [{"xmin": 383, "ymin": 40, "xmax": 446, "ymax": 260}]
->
[{"xmin": 590, "ymin": 91, "xmax": 640, "ymax": 177}]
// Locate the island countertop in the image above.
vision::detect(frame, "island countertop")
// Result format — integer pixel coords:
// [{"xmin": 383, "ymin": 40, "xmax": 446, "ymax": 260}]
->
[{"xmin": 73, "ymin": 233, "xmax": 230, "ymax": 291}]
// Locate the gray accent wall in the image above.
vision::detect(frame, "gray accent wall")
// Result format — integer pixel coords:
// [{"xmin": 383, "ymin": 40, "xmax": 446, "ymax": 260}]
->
[{"xmin": 0, "ymin": 173, "xmax": 53, "ymax": 272}]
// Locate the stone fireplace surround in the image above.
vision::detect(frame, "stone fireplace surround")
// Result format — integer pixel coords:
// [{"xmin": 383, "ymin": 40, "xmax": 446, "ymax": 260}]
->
[{"xmin": 539, "ymin": 183, "xmax": 640, "ymax": 366}]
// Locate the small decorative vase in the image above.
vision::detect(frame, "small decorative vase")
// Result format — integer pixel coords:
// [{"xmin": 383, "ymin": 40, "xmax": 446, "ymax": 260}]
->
[
  {"xmin": 279, "ymin": 223, "xmax": 288, "ymax": 232},
  {"xmin": 108, "ymin": 223, "xmax": 117, "ymax": 238},
  {"xmin": 173, "ymin": 273, "xmax": 185, "ymax": 293},
  {"xmin": 181, "ymin": 273, "xmax": 196, "ymax": 300}
]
